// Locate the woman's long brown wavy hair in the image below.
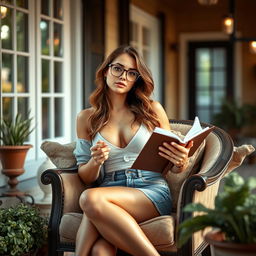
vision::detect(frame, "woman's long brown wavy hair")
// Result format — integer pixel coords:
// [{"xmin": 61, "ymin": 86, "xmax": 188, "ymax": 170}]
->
[{"xmin": 87, "ymin": 45, "xmax": 161, "ymax": 139}]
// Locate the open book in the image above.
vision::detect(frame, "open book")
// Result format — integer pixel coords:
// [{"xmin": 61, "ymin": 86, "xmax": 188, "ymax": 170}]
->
[{"xmin": 131, "ymin": 117, "xmax": 215, "ymax": 173}]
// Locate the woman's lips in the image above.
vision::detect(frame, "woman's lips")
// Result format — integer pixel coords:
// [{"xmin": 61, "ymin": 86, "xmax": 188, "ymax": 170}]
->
[{"xmin": 115, "ymin": 82, "xmax": 126, "ymax": 88}]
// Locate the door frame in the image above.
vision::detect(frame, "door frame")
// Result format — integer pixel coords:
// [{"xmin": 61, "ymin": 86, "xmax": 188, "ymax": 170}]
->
[{"xmin": 179, "ymin": 32, "xmax": 242, "ymax": 119}]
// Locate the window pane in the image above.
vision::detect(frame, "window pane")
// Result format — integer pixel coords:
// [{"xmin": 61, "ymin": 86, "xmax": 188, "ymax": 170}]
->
[
  {"xmin": 18, "ymin": 97, "xmax": 29, "ymax": 119},
  {"xmin": 42, "ymin": 97, "xmax": 50, "ymax": 139},
  {"xmin": 197, "ymin": 108, "xmax": 210, "ymax": 123},
  {"xmin": 2, "ymin": 53, "xmax": 13, "ymax": 92},
  {"xmin": 213, "ymin": 48, "xmax": 226, "ymax": 68},
  {"xmin": 42, "ymin": 59, "xmax": 50, "ymax": 92},
  {"xmin": 213, "ymin": 71, "xmax": 226, "ymax": 88},
  {"xmin": 3, "ymin": 97, "xmax": 14, "ymax": 121},
  {"xmin": 17, "ymin": 55, "xmax": 28, "ymax": 92},
  {"xmin": 142, "ymin": 50, "xmax": 150, "ymax": 66},
  {"xmin": 41, "ymin": 19, "xmax": 50, "ymax": 55},
  {"xmin": 213, "ymin": 90, "xmax": 225, "ymax": 107},
  {"xmin": 196, "ymin": 71, "xmax": 210, "ymax": 89},
  {"xmin": 142, "ymin": 26, "xmax": 150, "ymax": 46},
  {"xmin": 196, "ymin": 49, "xmax": 210, "ymax": 70},
  {"xmin": 16, "ymin": 0, "xmax": 28, "ymax": 9},
  {"xmin": 41, "ymin": 0, "xmax": 50, "ymax": 16},
  {"xmin": 130, "ymin": 21, "xmax": 138, "ymax": 42},
  {"xmin": 54, "ymin": 22, "xmax": 63, "ymax": 56},
  {"xmin": 16, "ymin": 11, "xmax": 28, "ymax": 52},
  {"xmin": 53, "ymin": 0, "xmax": 63, "ymax": 20},
  {"xmin": 196, "ymin": 90, "xmax": 210, "ymax": 106},
  {"xmin": 54, "ymin": 98, "xmax": 63, "ymax": 137},
  {"xmin": 54, "ymin": 61, "xmax": 62, "ymax": 92},
  {"xmin": 1, "ymin": 7, "xmax": 13, "ymax": 49}
]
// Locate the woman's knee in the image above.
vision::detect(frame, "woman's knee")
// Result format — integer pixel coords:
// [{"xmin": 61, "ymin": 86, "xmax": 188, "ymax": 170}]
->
[
  {"xmin": 91, "ymin": 238, "xmax": 116, "ymax": 256},
  {"xmin": 79, "ymin": 188, "xmax": 104, "ymax": 218}
]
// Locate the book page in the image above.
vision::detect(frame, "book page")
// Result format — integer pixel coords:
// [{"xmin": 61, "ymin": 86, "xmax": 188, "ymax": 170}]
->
[
  {"xmin": 154, "ymin": 127, "xmax": 183, "ymax": 142},
  {"xmin": 184, "ymin": 116, "xmax": 201, "ymax": 141}
]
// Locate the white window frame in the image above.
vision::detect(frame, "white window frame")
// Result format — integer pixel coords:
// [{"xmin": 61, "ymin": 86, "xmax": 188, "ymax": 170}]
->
[
  {"xmin": 0, "ymin": 0, "xmax": 74, "ymax": 183},
  {"xmin": 130, "ymin": 5, "xmax": 162, "ymax": 103}
]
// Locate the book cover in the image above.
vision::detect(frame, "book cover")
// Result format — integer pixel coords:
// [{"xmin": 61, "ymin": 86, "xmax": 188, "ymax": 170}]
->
[{"xmin": 131, "ymin": 117, "xmax": 215, "ymax": 173}]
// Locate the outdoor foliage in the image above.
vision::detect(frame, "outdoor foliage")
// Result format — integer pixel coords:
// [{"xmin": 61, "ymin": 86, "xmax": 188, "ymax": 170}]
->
[
  {"xmin": 0, "ymin": 113, "xmax": 35, "ymax": 146},
  {"xmin": 213, "ymin": 100, "xmax": 256, "ymax": 131},
  {"xmin": 178, "ymin": 172, "xmax": 256, "ymax": 247},
  {"xmin": 0, "ymin": 204, "xmax": 47, "ymax": 256}
]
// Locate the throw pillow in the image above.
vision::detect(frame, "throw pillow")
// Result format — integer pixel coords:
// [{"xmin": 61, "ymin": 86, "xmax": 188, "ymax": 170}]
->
[{"xmin": 40, "ymin": 141, "xmax": 76, "ymax": 168}]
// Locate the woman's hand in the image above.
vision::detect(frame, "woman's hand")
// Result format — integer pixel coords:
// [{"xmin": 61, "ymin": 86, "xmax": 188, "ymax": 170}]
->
[
  {"xmin": 90, "ymin": 140, "xmax": 111, "ymax": 165},
  {"xmin": 158, "ymin": 140, "xmax": 194, "ymax": 172}
]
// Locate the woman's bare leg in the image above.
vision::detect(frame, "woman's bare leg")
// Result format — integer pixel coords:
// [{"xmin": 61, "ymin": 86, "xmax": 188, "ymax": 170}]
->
[
  {"xmin": 75, "ymin": 199, "xmax": 116, "ymax": 256},
  {"xmin": 79, "ymin": 186, "xmax": 161, "ymax": 256},
  {"xmin": 75, "ymin": 213, "xmax": 99, "ymax": 255},
  {"xmin": 91, "ymin": 238, "xmax": 116, "ymax": 256}
]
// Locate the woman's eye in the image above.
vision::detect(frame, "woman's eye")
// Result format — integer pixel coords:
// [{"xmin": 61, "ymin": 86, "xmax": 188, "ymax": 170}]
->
[
  {"xmin": 129, "ymin": 71, "xmax": 137, "ymax": 77},
  {"xmin": 113, "ymin": 66, "xmax": 122, "ymax": 72}
]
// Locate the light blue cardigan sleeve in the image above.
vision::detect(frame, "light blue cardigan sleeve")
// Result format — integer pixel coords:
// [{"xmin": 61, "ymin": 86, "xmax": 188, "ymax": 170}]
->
[{"xmin": 73, "ymin": 138, "xmax": 92, "ymax": 165}]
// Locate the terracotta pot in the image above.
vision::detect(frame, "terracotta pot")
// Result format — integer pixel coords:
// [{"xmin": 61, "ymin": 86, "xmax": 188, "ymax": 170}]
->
[
  {"xmin": 205, "ymin": 230, "xmax": 256, "ymax": 256},
  {"xmin": 0, "ymin": 145, "xmax": 32, "ymax": 196}
]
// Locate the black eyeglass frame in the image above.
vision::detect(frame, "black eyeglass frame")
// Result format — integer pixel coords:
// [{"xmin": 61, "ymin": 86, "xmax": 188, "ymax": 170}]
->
[{"xmin": 108, "ymin": 64, "xmax": 141, "ymax": 82}]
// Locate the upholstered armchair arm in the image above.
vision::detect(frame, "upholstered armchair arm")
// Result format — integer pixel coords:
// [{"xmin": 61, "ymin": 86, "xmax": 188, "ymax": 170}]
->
[
  {"xmin": 41, "ymin": 167, "xmax": 90, "ymax": 254},
  {"xmin": 176, "ymin": 126, "xmax": 234, "ymax": 256}
]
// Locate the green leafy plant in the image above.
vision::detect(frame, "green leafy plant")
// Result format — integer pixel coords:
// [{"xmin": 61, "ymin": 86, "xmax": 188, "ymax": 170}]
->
[
  {"xmin": 0, "ymin": 113, "xmax": 35, "ymax": 146},
  {"xmin": 213, "ymin": 100, "xmax": 256, "ymax": 132},
  {"xmin": 178, "ymin": 172, "xmax": 256, "ymax": 247},
  {"xmin": 0, "ymin": 203, "xmax": 48, "ymax": 256}
]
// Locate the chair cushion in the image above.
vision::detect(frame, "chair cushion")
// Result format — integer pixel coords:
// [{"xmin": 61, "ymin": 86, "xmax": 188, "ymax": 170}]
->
[{"xmin": 59, "ymin": 213, "xmax": 175, "ymax": 250}]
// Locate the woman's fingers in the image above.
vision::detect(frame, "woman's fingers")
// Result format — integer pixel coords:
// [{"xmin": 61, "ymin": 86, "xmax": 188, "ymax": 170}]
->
[{"xmin": 90, "ymin": 140, "xmax": 111, "ymax": 164}]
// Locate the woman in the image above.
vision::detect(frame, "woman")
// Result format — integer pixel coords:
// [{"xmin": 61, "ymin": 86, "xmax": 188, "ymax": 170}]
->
[{"xmin": 74, "ymin": 45, "xmax": 193, "ymax": 256}]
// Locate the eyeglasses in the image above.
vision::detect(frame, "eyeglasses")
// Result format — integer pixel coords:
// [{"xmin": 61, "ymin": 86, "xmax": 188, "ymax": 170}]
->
[{"xmin": 108, "ymin": 64, "xmax": 140, "ymax": 82}]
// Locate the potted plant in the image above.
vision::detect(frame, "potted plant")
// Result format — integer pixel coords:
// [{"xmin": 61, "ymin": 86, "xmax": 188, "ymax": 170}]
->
[
  {"xmin": 213, "ymin": 100, "xmax": 256, "ymax": 141},
  {"xmin": 0, "ymin": 203, "xmax": 47, "ymax": 256},
  {"xmin": 0, "ymin": 113, "xmax": 35, "ymax": 196},
  {"xmin": 178, "ymin": 172, "xmax": 256, "ymax": 256}
]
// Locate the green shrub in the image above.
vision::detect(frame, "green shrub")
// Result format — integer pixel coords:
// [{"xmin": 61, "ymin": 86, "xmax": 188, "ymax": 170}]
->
[
  {"xmin": 0, "ymin": 204, "xmax": 47, "ymax": 256},
  {"xmin": 178, "ymin": 172, "xmax": 256, "ymax": 247}
]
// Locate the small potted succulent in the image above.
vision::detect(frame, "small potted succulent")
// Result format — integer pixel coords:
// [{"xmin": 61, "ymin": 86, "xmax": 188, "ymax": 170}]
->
[
  {"xmin": 0, "ymin": 203, "xmax": 47, "ymax": 256},
  {"xmin": 178, "ymin": 172, "xmax": 256, "ymax": 256},
  {"xmin": 0, "ymin": 113, "xmax": 35, "ymax": 196}
]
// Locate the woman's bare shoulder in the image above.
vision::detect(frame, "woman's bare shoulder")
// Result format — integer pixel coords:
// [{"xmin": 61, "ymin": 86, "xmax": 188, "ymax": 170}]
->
[
  {"xmin": 151, "ymin": 101, "xmax": 171, "ymax": 130},
  {"xmin": 76, "ymin": 108, "xmax": 94, "ymax": 139}
]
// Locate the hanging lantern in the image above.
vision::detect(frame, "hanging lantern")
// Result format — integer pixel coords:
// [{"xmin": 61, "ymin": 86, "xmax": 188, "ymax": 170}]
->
[{"xmin": 198, "ymin": 0, "xmax": 218, "ymax": 5}]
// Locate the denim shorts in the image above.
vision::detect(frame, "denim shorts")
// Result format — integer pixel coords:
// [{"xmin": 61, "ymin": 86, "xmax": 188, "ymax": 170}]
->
[{"xmin": 98, "ymin": 169, "xmax": 172, "ymax": 215}]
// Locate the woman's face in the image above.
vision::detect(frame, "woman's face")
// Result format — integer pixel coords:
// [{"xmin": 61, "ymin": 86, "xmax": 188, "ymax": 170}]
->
[{"xmin": 105, "ymin": 53, "xmax": 139, "ymax": 95}]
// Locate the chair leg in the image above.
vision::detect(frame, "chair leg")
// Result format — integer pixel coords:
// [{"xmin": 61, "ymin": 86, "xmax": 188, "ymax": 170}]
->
[{"xmin": 201, "ymin": 245, "xmax": 211, "ymax": 256}]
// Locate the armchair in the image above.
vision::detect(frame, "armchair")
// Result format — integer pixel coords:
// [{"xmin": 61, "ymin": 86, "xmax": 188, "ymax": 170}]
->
[{"xmin": 42, "ymin": 120, "xmax": 250, "ymax": 256}]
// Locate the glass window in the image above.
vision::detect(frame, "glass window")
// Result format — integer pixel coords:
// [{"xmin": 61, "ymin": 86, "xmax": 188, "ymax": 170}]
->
[
  {"xmin": 194, "ymin": 46, "xmax": 228, "ymax": 122},
  {"xmin": 54, "ymin": 22, "xmax": 63, "ymax": 57},
  {"xmin": 42, "ymin": 59, "xmax": 50, "ymax": 93},
  {"xmin": 2, "ymin": 53, "xmax": 13, "ymax": 93},
  {"xmin": 16, "ymin": 11, "xmax": 28, "ymax": 52},
  {"xmin": 54, "ymin": 0, "xmax": 63, "ymax": 20},
  {"xmin": 3, "ymin": 97, "xmax": 14, "ymax": 121},
  {"xmin": 54, "ymin": 61, "xmax": 63, "ymax": 92},
  {"xmin": 16, "ymin": 0, "xmax": 28, "ymax": 9},
  {"xmin": 1, "ymin": 6, "xmax": 13, "ymax": 49},
  {"xmin": 17, "ymin": 55, "xmax": 28, "ymax": 92},
  {"xmin": 54, "ymin": 97, "xmax": 63, "ymax": 137},
  {"xmin": 40, "ymin": 19, "xmax": 50, "ymax": 55},
  {"xmin": 41, "ymin": 0, "xmax": 50, "ymax": 16},
  {"xmin": 42, "ymin": 97, "xmax": 51, "ymax": 139}
]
